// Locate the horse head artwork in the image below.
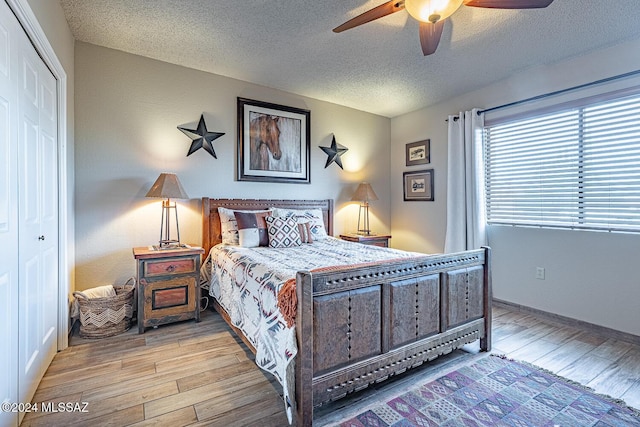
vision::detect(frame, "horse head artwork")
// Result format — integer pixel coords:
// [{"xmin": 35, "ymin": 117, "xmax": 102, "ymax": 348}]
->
[{"xmin": 249, "ymin": 115, "xmax": 282, "ymax": 170}]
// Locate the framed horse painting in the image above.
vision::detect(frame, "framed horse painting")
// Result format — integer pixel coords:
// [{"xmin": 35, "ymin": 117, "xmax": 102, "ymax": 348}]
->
[{"xmin": 237, "ymin": 97, "xmax": 311, "ymax": 183}]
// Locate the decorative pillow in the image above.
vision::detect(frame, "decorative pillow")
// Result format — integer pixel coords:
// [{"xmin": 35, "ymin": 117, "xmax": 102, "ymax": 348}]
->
[
  {"xmin": 271, "ymin": 208, "xmax": 328, "ymax": 241},
  {"xmin": 234, "ymin": 210, "xmax": 271, "ymax": 247},
  {"xmin": 265, "ymin": 216, "xmax": 302, "ymax": 248},
  {"xmin": 297, "ymin": 222, "xmax": 313, "ymax": 244},
  {"xmin": 218, "ymin": 207, "xmax": 271, "ymax": 246}
]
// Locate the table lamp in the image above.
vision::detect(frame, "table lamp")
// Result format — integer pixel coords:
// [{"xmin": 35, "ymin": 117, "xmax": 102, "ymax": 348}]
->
[
  {"xmin": 351, "ymin": 182, "xmax": 378, "ymax": 235},
  {"xmin": 145, "ymin": 173, "xmax": 189, "ymax": 248}
]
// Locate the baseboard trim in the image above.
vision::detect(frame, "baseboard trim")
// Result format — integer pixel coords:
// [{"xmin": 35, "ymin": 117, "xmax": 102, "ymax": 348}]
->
[{"xmin": 493, "ymin": 298, "xmax": 640, "ymax": 346}]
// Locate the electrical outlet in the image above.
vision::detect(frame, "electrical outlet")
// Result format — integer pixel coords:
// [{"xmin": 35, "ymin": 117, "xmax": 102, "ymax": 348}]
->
[{"xmin": 535, "ymin": 267, "xmax": 545, "ymax": 280}]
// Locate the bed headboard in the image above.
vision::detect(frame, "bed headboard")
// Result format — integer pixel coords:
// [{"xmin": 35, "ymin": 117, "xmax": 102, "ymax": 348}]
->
[{"xmin": 201, "ymin": 198, "xmax": 334, "ymax": 255}]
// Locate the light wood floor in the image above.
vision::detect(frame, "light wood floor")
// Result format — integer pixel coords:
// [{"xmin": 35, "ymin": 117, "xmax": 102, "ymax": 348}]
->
[{"xmin": 21, "ymin": 303, "xmax": 640, "ymax": 426}]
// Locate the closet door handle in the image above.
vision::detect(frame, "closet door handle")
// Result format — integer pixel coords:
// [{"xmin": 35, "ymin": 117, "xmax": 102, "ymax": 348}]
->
[{"xmin": 38, "ymin": 235, "xmax": 45, "ymax": 241}]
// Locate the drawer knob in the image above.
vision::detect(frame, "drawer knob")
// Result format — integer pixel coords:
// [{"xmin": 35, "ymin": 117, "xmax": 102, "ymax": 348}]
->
[{"xmin": 166, "ymin": 265, "xmax": 176, "ymax": 272}]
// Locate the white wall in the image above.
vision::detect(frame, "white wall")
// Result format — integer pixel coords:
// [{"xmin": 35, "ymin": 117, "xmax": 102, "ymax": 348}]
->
[
  {"xmin": 74, "ymin": 42, "xmax": 391, "ymax": 291},
  {"xmin": 391, "ymin": 39, "xmax": 640, "ymax": 336}
]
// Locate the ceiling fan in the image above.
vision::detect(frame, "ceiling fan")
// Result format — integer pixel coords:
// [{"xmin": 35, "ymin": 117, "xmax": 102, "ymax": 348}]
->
[{"xmin": 333, "ymin": 0, "xmax": 554, "ymax": 56}]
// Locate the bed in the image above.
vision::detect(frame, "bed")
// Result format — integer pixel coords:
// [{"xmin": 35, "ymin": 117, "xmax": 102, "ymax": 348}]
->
[{"xmin": 201, "ymin": 198, "xmax": 492, "ymax": 426}]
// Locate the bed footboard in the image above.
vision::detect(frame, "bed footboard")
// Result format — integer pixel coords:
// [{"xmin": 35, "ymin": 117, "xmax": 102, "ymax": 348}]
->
[{"xmin": 294, "ymin": 247, "xmax": 492, "ymax": 426}]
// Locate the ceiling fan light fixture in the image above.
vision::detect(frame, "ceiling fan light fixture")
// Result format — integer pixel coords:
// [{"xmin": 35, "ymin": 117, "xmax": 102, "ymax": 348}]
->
[{"xmin": 405, "ymin": 0, "xmax": 463, "ymax": 23}]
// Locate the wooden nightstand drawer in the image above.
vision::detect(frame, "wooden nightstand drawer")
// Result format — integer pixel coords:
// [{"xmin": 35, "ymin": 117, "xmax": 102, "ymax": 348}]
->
[
  {"xmin": 143, "ymin": 257, "xmax": 196, "ymax": 277},
  {"xmin": 141, "ymin": 276, "xmax": 197, "ymax": 325}
]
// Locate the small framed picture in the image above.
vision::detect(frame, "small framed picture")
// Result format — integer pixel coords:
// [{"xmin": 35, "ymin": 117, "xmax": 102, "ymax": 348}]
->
[
  {"xmin": 403, "ymin": 169, "xmax": 434, "ymax": 201},
  {"xmin": 405, "ymin": 139, "xmax": 430, "ymax": 166}
]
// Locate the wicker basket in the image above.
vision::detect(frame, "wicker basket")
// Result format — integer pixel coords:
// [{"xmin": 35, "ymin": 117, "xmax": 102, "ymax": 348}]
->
[{"xmin": 73, "ymin": 278, "xmax": 136, "ymax": 338}]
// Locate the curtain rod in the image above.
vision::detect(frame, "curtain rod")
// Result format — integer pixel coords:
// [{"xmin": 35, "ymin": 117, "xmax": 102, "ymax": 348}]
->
[{"xmin": 477, "ymin": 69, "xmax": 640, "ymax": 115}]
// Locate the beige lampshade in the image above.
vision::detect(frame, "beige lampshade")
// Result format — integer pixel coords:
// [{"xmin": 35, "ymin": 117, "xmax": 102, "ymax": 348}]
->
[
  {"xmin": 145, "ymin": 173, "xmax": 189, "ymax": 199},
  {"xmin": 351, "ymin": 182, "xmax": 379, "ymax": 203}
]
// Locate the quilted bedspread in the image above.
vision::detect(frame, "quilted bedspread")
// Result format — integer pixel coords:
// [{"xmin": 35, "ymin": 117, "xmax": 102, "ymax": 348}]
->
[{"xmin": 205, "ymin": 237, "xmax": 423, "ymax": 422}]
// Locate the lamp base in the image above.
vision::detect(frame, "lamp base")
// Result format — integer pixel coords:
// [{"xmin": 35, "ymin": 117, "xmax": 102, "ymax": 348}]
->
[
  {"xmin": 154, "ymin": 240, "xmax": 185, "ymax": 251},
  {"xmin": 356, "ymin": 204, "xmax": 373, "ymax": 236},
  {"xmin": 157, "ymin": 200, "xmax": 183, "ymax": 250}
]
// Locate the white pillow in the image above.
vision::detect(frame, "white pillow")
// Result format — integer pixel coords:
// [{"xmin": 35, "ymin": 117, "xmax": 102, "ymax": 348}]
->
[{"xmin": 271, "ymin": 208, "xmax": 328, "ymax": 241}]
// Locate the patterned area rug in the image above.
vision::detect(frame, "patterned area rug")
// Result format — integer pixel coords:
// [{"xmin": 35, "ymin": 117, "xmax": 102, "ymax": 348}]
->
[{"xmin": 338, "ymin": 355, "xmax": 640, "ymax": 427}]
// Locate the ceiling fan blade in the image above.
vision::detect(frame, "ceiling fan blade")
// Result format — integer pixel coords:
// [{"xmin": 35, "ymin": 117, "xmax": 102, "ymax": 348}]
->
[
  {"xmin": 463, "ymin": 0, "xmax": 553, "ymax": 8},
  {"xmin": 333, "ymin": 1, "xmax": 405, "ymax": 33},
  {"xmin": 419, "ymin": 20, "xmax": 444, "ymax": 56}
]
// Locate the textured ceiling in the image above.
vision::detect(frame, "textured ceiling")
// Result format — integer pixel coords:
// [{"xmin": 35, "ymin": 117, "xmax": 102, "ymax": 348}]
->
[{"xmin": 59, "ymin": 0, "xmax": 640, "ymax": 118}]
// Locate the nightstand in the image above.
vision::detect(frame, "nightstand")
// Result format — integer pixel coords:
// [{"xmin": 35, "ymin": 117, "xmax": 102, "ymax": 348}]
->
[
  {"xmin": 133, "ymin": 245, "xmax": 205, "ymax": 334},
  {"xmin": 339, "ymin": 234, "xmax": 392, "ymax": 247}
]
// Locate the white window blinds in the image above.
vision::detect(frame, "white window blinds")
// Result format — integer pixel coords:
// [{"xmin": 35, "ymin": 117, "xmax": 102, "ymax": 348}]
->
[{"xmin": 484, "ymin": 93, "xmax": 640, "ymax": 232}]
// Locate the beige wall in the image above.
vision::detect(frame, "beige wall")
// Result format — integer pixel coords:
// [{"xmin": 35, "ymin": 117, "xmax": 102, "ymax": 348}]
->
[
  {"xmin": 74, "ymin": 42, "xmax": 391, "ymax": 290},
  {"xmin": 390, "ymin": 39, "xmax": 640, "ymax": 336},
  {"xmin": 390, "ymin": 101, "xmax": 449, "ymax": 255}
]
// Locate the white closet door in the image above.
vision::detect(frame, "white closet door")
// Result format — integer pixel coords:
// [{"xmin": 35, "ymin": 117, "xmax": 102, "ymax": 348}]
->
[
  {"xmin": 15, "ymin": 1, "xmax": 58, "ymax": 412},
  {"xmin": 37, "ymin": 40, "xmax": 59, "ymax": 380},
  {"xmin": 0, "ymin": 2, "xmax": 60, "ymax": 425},
  {"xmin": 0, "ymin": 1, "xmax": 19, "ymax": 426}
]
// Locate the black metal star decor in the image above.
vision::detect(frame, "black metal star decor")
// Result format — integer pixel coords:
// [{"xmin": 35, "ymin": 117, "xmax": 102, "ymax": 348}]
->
[
  {"xmin": 320, "ymin": 135, "xmax": 348, "ymax": 169},
  {"xmin": 178, "ymin": 114, "xmax": 225, "ymax": 158}
]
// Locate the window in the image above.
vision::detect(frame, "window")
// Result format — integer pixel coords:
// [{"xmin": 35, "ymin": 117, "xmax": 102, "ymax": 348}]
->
[{"xmin": 484, "ymin": 92, "xmax": 640, "ymax": 232}]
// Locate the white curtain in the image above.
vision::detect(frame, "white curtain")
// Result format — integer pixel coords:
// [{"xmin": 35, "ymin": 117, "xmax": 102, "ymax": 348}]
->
[{"xmin": 444, "ymin": 108, "xmax": 487, "ymax": 253}]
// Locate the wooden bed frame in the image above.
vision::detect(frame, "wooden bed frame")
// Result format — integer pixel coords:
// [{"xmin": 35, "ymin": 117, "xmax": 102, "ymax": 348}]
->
[{"xmin": 202, "ymin": 198, "xmax": 492, "ymax": 426}]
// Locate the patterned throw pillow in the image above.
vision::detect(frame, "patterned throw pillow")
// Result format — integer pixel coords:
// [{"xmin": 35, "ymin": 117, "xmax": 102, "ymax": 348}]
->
[
  {"xmin": 218, "ymin": 207, "xmax": 271, "ymax": 246},
  {"xmin": 297, "ymin": 222, "xmax": 313, "ymax": 244},
  {"xmin": 265, "ymin": 216, "xmax": 302, "ymax": 248},
  {"xmin": 271, "ymin": 208, "xmax": 328, "ymax": 241},
  {"xmin": 234, "ymin": 210, "xmax": 271, "ymax": 247}
]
